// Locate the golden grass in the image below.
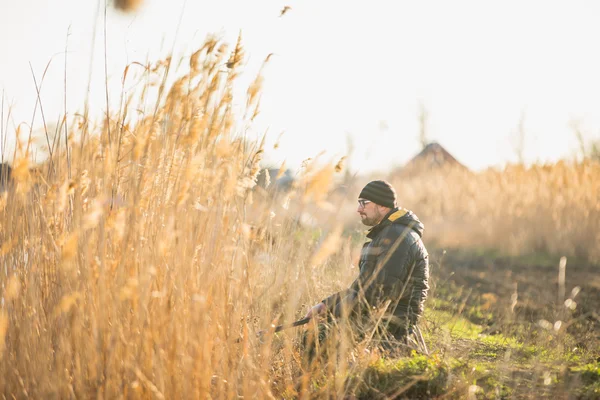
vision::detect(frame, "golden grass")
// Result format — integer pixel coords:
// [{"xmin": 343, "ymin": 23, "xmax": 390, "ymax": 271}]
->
[
  {"xmin": 0, "ymin": 37, "xmax": 359, "ymax": 398},
  {"xmin": 388, "ymin": 160, "xmax": 600, "ymax": 262},
  {"xmin": 114, "ymin": 0, "xmax": 144, "ymax": 13},
  {"xmin": 1, "ymin": 34, "xmax": 599, "ymax": 398}
]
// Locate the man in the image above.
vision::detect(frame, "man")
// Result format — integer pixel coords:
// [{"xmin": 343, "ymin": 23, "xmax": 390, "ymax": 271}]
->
[{"xmin": 305, "ymin": 180, "xmax": 429, "ymax": 349}]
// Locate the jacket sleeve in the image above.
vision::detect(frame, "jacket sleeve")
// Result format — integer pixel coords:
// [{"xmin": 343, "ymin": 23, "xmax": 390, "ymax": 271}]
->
[
  {"xmin": 330, "ymin": 226, "xmax": 415, "ymax": 317},
  {"xmin": 321, "ymin": 287, "xmax": 353, "ymax": 310}
]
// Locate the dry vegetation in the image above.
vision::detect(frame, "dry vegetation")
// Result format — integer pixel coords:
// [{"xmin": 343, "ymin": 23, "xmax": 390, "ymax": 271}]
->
[
  {"xmin": 114, "ymin": 0, "xmax": 144, "ymax": 13},
  {"xmin": 0, "ymin": 36, "xmax": 599, "ymax": 399},
  {"xmin": 389, "ymin": 160, "xmax": 600, "ymax": 263}
]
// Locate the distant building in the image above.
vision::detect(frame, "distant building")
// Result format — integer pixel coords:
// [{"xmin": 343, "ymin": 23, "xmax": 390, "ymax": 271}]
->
[{"xmin": 395, "ymin": 142, "xmax": 469, "ymax": 176}]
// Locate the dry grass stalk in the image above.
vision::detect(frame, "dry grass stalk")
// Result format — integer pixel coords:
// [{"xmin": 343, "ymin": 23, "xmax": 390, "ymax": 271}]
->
[
  {"xmin": 0, "ymin": 32, "xmax": 598, "ymax": 398},
  {"xmin": 113, "ymin": 0, "xmax": 144, "ymax": 12}
]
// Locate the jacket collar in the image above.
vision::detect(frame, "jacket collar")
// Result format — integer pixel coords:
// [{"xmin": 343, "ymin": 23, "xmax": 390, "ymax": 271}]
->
[{"xmin": 365, "ymin": 208, "xmax": 407, "ymax": 239}]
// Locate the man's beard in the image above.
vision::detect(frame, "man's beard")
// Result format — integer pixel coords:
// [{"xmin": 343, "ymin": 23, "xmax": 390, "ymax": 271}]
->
[
  {"xmin": 360, "ymin": 210, "xmax": 382, "ymax": 226},
  {"xmin": 360, "ymin": 217, "xmax": 377, "ymax": 226}
]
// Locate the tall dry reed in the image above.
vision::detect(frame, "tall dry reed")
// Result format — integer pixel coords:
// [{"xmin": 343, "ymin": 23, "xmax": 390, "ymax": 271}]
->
[
  {"xmin": 0, "ymin": 37, "xmax": 359, "ymax": 398},
  {"xmin": 387, "ymin": 161, "xmax": 600, "ymax": 263},
  {"xmin": 2, "ymin": 32, "xmax": 598, "ymax": 399}
]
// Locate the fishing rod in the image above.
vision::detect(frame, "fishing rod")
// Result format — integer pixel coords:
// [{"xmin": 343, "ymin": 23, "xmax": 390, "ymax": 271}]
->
[{"xmin": 234, "ymin": 317, "xmax": 311, "ymax": 343}]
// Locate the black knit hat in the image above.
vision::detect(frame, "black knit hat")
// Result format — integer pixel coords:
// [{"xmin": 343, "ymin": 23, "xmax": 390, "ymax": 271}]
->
[{"xmin": 359, "ymin": 180, "xmax": 397, "ymax": 208}]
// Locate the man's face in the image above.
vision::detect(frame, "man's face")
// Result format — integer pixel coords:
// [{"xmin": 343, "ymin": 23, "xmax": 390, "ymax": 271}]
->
[{"xmin": 357, "ymin": 198, "xmax": 384, "ymax": 226}]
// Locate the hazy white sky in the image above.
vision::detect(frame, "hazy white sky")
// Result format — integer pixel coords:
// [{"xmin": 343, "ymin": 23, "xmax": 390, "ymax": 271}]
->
[{"xmin": 1, "ymin": 0, "xmax": 600, "ymax": 172}]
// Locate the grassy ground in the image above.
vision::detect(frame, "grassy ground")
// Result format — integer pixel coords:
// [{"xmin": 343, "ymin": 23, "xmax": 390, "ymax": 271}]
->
[
  {"xmin": 1, "ymin": 37, "xmax": 599, "ymax": 399},
  {"xmin": 327, "ymin": 246, "xmax": 600, "ymax": 399}
]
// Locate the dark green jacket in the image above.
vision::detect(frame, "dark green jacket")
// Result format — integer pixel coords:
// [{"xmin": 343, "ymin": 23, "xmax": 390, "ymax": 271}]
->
[{"xmin": 323, "ymin": 208, "xmax": 429, "ymax": 334}]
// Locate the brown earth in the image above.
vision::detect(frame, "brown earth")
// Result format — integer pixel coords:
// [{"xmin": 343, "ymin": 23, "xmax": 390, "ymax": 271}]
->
[{"xmin": 431, "ymin": 247, "xmax": 600, "ymax": 342}]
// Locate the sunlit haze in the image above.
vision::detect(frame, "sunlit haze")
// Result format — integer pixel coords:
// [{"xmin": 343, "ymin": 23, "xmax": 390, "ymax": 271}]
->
[{"xmin": 2, "ymin": 0, "xmax": 600, "ymax": 173}]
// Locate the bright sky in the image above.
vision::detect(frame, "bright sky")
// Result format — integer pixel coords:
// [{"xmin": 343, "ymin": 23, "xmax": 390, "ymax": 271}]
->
[{"xmin": 1, "ymin": 0, "xmax": 600, "ymax": 173}]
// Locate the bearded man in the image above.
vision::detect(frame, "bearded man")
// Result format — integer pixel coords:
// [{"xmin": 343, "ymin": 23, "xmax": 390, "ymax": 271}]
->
[{"xmin": 305, "ymin": 180, "xmax": 430, "ymax": 352}]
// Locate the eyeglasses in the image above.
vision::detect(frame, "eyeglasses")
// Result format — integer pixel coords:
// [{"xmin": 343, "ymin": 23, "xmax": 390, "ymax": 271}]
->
[{"xmin": 358, "ymin": 199, "xmax": 372, "ymax": 208}]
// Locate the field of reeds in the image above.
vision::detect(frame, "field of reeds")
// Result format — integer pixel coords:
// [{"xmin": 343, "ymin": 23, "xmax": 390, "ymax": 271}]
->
[
  {"xmin": 388, "ymin": 160, "xmax": 600, "ymax": 263},
  {"xmin": 1, "ymin": 37, "xmax": 599, "ymax": 398}
]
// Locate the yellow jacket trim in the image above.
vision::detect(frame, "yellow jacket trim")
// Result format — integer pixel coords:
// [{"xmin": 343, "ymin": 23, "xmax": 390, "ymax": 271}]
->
[{"xmin": 387, "ymin": 208, "xmax": 408, "ymax": 222}]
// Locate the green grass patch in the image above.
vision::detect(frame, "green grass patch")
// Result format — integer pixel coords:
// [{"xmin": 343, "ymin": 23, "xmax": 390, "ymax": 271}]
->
[
  {"xmin": 351, "ymin": 352, "xmax": 449, "ymax": 399},
  {"xmin": 425, "ymin": 308, "xmax": 484, "ymax": 340},
  {"xmin": 570, "ymin": 362, "xmax": 600, "ymax": 398}
]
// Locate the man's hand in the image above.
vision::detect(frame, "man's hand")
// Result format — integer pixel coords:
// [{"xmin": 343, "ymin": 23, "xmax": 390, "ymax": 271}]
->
[{"xmin": 304, "ymin": 302, "xmax": 326, "ymax": 319}]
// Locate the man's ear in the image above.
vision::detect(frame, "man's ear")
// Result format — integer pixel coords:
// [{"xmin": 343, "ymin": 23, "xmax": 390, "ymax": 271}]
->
[{"xmin": 377, "ymin": 205, "xmax": 390, "ymax": 214}]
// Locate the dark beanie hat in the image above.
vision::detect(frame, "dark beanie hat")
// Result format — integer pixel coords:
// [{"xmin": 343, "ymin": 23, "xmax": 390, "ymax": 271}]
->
[{"xmin": 359, "ymin": 180, "xmax": 397, "ymax": 208}]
